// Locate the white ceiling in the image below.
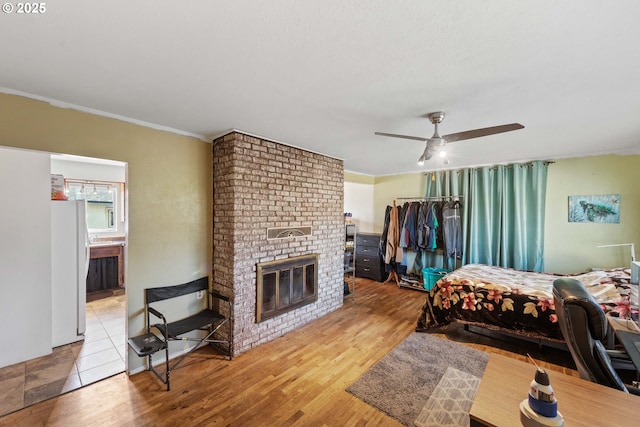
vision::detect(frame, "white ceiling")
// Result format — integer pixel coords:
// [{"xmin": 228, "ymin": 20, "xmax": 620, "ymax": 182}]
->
[{"xmin": 2, "ymin": 1, "xmax": 640, "ymax": 176}]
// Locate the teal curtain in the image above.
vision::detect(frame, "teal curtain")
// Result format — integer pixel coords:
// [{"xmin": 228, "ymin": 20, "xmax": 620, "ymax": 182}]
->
[{"xmin": 425, "ymin": 161, "xmax": 548, "ymax": 271}]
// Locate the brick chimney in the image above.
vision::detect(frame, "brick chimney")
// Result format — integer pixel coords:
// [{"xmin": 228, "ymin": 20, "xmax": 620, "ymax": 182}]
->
[{"xmin": 212, "ymin": 131, "xmax": 344, "ymax": 355}]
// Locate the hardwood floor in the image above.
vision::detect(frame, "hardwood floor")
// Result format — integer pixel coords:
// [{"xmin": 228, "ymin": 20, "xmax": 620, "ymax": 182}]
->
[{"xmin": 0, "ymin": 278, "xmax": 577, "ymax": 427}]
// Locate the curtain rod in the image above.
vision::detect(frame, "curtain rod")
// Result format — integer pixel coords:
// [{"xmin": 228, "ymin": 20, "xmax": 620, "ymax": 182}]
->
[
  {"xmin": 396, "ymin": 196, "xmax": 463, "ymax": 201},
  {"xmin": 422, "ymin": 160, "xmax": 556, "ymax": 175}
]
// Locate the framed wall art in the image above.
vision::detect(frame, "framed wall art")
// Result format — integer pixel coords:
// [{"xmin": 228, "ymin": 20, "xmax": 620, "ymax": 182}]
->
[{"xmin": 568, "ymin": 194, "xmax": 620, "ymax": 223}]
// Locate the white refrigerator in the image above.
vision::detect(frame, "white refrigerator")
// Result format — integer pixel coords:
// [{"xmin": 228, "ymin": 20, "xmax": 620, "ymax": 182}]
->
[{"xmin": 51, "ymin": 200, "xmax": 89, "ymax": 347}]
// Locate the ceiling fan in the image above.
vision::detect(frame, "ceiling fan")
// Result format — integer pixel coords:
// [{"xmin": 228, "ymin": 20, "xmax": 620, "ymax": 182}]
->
[{"xmin": 375, "ymin": 112, "xmax": 524, "ymax": 165}]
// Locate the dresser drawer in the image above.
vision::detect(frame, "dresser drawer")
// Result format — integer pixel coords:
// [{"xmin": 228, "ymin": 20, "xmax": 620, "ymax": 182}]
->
[
  {"xmin": 355, "ymin": 251, "xmax": 384, "ymax": 281},
  {"xmin": 355, "ymin": 253, "xmax": 382, "ymax": 267},
  {"xmin": 356, "ymin": 245, "xmax": 379, "ymax": 257},
  {"xmin": 356, "ymin": 233, "xmax": 380, "ymax": 248},
  {"xmin": 354, "ymin": 232, "xmax": 383, "ymax": 281},
  {"xmin": 356, "ymin": 264, "xmax": 385, "ymax": 282}
]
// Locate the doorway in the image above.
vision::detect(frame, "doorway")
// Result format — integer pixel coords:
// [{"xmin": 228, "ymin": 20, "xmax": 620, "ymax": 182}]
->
[
  {"xmin": 0, "ymin": 149, "xmax": 129, "ymax": 416},
  {"xmin": 52, "ymin": 153, "xmax": 128, "ymax": 387}
]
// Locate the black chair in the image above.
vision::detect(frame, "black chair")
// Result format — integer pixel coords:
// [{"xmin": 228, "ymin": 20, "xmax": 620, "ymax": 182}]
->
[
  {"xmin": 553, "ymin": 278, "xmax": 640, "ymax": 395},
  {"xmin": 128, "ymin": 277, "xmax": 233, "ymax": 391}
]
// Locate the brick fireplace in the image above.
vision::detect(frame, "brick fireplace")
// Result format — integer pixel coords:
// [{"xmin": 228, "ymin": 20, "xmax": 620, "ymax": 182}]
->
[{"xmin": 212, "ymin": 131, "xmax": 344, "ymax": 356}]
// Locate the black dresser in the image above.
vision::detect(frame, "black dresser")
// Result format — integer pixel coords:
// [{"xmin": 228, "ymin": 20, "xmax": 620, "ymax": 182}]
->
[{"xmin": 355, "ymin": 232, "xmax": 385, "ymax": 282}]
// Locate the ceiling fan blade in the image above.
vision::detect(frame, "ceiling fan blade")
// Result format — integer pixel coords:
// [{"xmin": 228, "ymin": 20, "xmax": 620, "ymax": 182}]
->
[
  {"xmin": 443, "ymin": 123, "xmax": 524, "ymax": 143},
  {"xmin": 374, "ymin": 132, "xmax": 428, "ymax": 142}
]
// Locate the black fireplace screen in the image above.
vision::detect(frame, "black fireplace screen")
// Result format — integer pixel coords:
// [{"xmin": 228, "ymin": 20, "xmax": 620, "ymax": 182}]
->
[{"xmin": 256, "ymin": 254, "xmax": 318, "ymax": 323}]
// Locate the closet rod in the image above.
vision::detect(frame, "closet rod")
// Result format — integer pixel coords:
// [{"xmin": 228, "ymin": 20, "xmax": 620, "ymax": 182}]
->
[{"xmin": 395, "ymin": 195, "xmax": 464, "ymax": 201}]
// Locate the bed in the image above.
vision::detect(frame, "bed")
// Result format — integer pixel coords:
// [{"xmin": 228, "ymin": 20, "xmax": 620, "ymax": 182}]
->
[{"xmin": 416, "ymin": 264, "xmax": 638, "ymax": 343}]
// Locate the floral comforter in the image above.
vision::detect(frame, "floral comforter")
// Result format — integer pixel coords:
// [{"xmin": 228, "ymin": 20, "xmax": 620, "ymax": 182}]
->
[{"xmin": 416, "ymin": 264, "xmax": 638, "ymax": 341}]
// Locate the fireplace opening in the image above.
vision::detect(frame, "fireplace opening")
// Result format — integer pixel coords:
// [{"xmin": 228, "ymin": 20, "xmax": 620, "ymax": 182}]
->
[{"xmin": 256, "ymin": 254, "xmax": 319, "ymax": 323}]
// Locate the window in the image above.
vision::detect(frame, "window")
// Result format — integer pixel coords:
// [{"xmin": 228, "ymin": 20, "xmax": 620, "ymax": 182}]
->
[{"xmin": 65, "ymin": 180, "xmax": 119, "ymax": 232}]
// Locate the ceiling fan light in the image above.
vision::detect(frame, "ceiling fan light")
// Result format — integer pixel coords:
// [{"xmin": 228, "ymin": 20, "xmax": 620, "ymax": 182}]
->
[
  {"xmin": 439, "ymin": 150, "xmax": 447, "ymax": 158},
  {"xmin": 418, "ymin": 141, "xmax": 430, "ymax": 166},
  {"xmin": 431, "ymin": 137, "xmax": 445, "ymax": 147}
]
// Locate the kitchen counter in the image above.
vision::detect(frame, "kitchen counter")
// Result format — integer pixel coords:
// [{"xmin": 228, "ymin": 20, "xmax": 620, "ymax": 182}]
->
[{"xmin": 89, "ymin": 241, "xmax": 125, "ymax": 248}]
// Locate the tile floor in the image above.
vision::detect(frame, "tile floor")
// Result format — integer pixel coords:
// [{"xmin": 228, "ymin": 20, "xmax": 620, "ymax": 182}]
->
[{"xmin": 0, "ymin": 293, "xmax": 126, "ymax": 417}]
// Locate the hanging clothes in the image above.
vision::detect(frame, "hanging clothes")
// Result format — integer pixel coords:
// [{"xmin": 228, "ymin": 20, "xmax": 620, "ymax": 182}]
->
[
  {"xmin": 385, "ymin": 197, "xmax": 466, "ymax": 275},
  {"xmin": 425, "ymin": 202, "xmax": 438, "ymax": 251},
  {"xmin": 379, "ymin": 204, "xmax": 392, "ymax": 260},
  {"xmin": 434, "ymin": 201, "xmax": 445, "ymax": 250},
  {"xmin": 399, "ymin": 201, "xmax": 420, "ymax": 250},
  {"xmin": 409, "ymin": 201, "xmax": 421, "ymax": 251},
  {"xmin": 442, "ymin": 200, "xmax": 463, "ymax": 259},
  {"xmin": 417, "ymin": 201, "xmax": 430, "ymax": 250},
  {"xmin": 384, "ymin": 203, "xmax": 402, "ymax": 267},
  {"xmin": 399, "ymin": 202, "xmax": 410, "ymax": 248}
]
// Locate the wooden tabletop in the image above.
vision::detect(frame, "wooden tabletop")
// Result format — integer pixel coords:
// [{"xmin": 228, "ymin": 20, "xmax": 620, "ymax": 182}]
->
[{"xmin": 469, "ymin": 353, "xmax": 640, "ymax": 427}]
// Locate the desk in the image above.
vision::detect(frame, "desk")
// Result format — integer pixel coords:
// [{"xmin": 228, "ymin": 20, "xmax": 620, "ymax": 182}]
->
[
  {"xmin": 607, "ymin": 315, "xmax": 640, "ymax": 376},
  {"xmin": 469, "ymin": 353, "xmax": 640, "ymax": 427}
]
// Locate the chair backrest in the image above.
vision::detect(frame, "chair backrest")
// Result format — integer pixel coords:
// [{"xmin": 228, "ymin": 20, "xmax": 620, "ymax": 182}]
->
[
  {"xmin": 552, "ymin": 278, "xmax": 628, "ymax": 392},
  {"xmin": 145, "ymin": 277, "xmax": 208, "ymax": 304}
]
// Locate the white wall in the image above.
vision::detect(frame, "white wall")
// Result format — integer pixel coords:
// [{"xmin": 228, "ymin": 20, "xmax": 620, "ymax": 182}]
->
[
  {"xmin": 344, "ymin": 181, "xmax": 375, "ymax": 233},
  {"xmin": 0, "ymin": 146, "xmax": 52, "ymax": 367}
]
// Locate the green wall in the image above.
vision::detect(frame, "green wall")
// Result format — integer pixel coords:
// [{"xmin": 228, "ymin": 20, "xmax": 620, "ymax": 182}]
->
[
  {"xmin": 545, "ymin": 155, "xmax": 640, "ymax": 273},
  {"xmin": 0, "ymin": 93, "xmax": 211, "ymax": 372},
  {"xmin": 346, "ymin": 154, "xmax": 640, "ymax": 274}
]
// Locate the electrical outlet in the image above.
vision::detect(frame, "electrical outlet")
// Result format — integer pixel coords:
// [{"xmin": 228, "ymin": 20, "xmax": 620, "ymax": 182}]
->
[{"xmin": 196, "ymin": 290, "xmax": 204, "ymax": 299}]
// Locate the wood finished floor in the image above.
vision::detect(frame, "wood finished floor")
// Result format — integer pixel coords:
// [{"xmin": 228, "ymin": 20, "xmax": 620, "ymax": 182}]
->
[{"xmin": 0, "ymin": 278, "xmax": 577, "ymax": 427}]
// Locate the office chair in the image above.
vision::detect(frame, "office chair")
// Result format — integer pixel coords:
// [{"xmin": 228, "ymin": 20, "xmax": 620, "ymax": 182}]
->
[{"xmin": 553, "ymin": 278, "xmax": 640, "ymax": 395}]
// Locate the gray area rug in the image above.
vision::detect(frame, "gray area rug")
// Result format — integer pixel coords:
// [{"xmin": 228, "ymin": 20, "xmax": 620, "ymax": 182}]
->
[{"xmin": 346, "ymin": 333, "xmax": 489, "ymax": 426}]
